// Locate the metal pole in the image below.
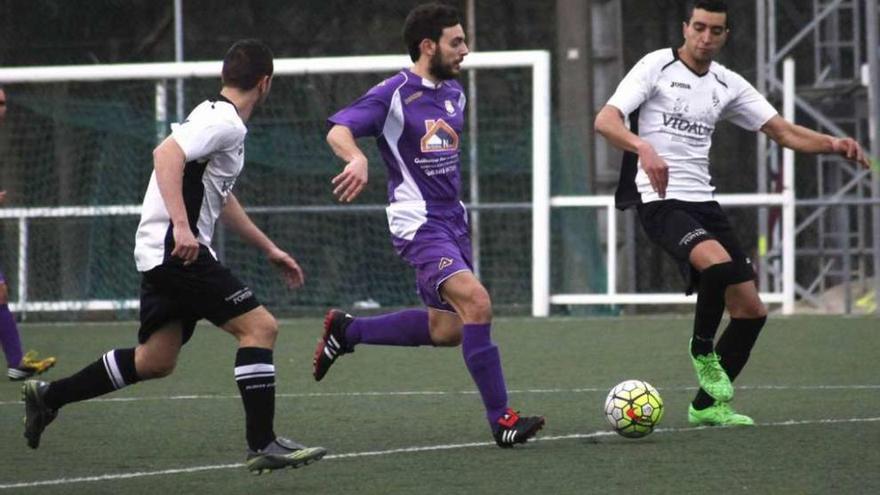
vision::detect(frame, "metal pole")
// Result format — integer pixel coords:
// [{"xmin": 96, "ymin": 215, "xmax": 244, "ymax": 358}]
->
[
  {"xmin": 769, "ymin": 0, "xmax": 782, "ymax": 293},
  {"xmin": 531, "ymin": 52, "xmax": 551, "ymax": 317},
  {"xmin": 756, "ymin": 0, "xmax": 769, "ymax": 293},
  {"xmin": 466, "ymin": 0, "xmax": 480, "ymax": 279},
  {"xmin": 782, "ymin": 58, "xmax": 796, "ymax": 315},
  {"xmin": 155, "ymin": 81, "xmax": 167, "ymax": 143},
  {"xmin": 174, "ymin": 0, "xmax": 184, "ymax": 122},
  {"xmin": 866, "ymin": 0, "xmax": 880, "ymax": 314},
  {"xmin": 17, "ymin": 218, "xmax": 27, "ymax": 318}
]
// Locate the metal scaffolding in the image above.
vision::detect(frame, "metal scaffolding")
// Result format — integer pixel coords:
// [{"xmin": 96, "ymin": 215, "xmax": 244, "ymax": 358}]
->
[{"xmin": 756, "ymin": 0, "xmax": 880, "ymax": 313}]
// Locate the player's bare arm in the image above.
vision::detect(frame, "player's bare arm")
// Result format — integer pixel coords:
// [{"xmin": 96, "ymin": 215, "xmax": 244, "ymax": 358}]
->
[
  {"xmin": 152, "ymin": 136, "xmax": 200, "ymax": 264},
  {"xmin": 0, "ymin": 190, "xmax": 6, "ymax": 204},
  {"xmin": 221, "ymin": 193, "xmax": 304, "ymax": 289},
  {"xmin": 594, "ymin": 104, "xmax": 669, "ymax": 198},
  {"xmin": 327, "ymin": 124, "xmax": 369, "ymax": 203},
  {"xmin": 761, "ymin": 115, "xmax": 869, "ymax": 168}
]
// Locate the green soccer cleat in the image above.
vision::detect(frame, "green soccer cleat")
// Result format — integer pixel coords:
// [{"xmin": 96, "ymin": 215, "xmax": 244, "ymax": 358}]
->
[
  {"xmin": 246, "ymin": 437, "xmax": 327, "ymax": 474},
  {"xmin": 689, "ymin": 340, "xmax": 734, "ymax": 402},
  {"xmin": 688, "ymin": 402, "xmax": 754, "ymax": 427}
]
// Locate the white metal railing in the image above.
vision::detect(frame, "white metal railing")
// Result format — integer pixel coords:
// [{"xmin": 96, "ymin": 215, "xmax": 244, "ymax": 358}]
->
[
  {"xmin": 0, "ymin": 54, "xmax": 805, "ymax": 317},
  {"xmin": 543, "ymin": 193, "xmax": 790, "ymax": 309},
  {"xmin": 0, "ymin": 205, "xmax": 142, "ymax": 313},
  {"xmin": 531, "ymin": 58, "xmax": 799, "ymax": 316},
  {"xmin": 0, "ymin": 51, "xmax": 552, "ymax": 315}
]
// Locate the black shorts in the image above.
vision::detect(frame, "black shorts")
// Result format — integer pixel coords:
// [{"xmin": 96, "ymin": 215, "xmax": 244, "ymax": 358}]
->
[
  {"xmin": 636, "ymin": 200, "xmax": 755, "ymax": 295},
  {"xmin": 138, "ymin": 247, "xmax": 261, "ymax": 344}
]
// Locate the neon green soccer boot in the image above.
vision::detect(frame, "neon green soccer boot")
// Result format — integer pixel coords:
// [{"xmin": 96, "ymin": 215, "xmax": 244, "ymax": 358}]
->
[
  {"xmin": 689, "ymin": 340, "xmax": 734, "ymax": 402},
  {"xmin": 688, "ymin": 402, "xmax": 754, "ymax": 427}
]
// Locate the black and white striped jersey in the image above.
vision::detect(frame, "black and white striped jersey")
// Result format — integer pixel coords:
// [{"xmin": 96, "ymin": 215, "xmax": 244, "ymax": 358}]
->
[
  {"xmin": 134, "ymin": 96, "xmax": 247, "ymax": 272},
  {"xmin": 607, "ymin": 48, "xmax": 777, "ymax": 208}
]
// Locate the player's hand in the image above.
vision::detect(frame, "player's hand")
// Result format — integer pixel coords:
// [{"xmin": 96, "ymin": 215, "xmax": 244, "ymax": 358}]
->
[
  {"xmin": 0, "ymin": 190, "xmax": 6, "ymax": 205},
  {"xmin": 831, "ymin": 137, "xmax": 869, "ymax": 169},
  {"xmin": 638, "ymin": 142, "xmax": 668, "ymax": 199},
  {"xmin": 171, "ymin": 224, "xmax": 199, "ymax": 265},
  {"xmin": 332, "ymin": 156, "xmax": 368, "ymax": 203},
  {"xmin": 267, "ymin": 248, "xmax": 304, "ymax": 289}
]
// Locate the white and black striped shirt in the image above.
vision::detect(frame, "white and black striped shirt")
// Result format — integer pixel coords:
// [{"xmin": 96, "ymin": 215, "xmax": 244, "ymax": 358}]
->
[
  {"xmin": 134, "ymin": 96, "xmax": 246, "ymax": 272},
  {"xmin": 607, "ymin": 48, "xmax": 778, "ymax": 207}
]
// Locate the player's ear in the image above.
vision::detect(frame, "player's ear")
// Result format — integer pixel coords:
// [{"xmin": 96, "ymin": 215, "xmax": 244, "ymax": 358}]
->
[
  {"xmin": 419, "ymin": 38, "xmax": 436, "ymax": 59},
  {"xmin": 259, "ymin": 75, "xmax": 271, "ymax": 93}
]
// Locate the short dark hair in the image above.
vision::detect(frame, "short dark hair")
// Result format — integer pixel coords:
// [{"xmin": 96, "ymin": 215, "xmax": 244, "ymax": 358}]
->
[
  {"xmin": 402, "ymin": 3, "xmax": 462, "ymax": 62},
  {"xmin": 221, "ymin": 39, "xmax": 274, "ymax": 90},
  {"xmin": 687, "ymin": 0, "xmax": 729, "ymax": 27}
]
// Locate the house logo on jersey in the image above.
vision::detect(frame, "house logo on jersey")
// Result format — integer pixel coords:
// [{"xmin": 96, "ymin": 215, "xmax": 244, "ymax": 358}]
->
[
  {"xmin": 420, "ymin": 119, "xmax": 459, "ymax": 153},
  {"xmin": 438, "ymin": 257, "xmax": 455, "ymax": 270},
  {"xmin": 444, "ymin": 99, "xmax": 456, "ymax": 116}
]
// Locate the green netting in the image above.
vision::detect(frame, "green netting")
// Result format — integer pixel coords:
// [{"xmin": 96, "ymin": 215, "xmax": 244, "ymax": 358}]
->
[{"xmin": 0, "ymin": 68, "xmax": 606, "ymax": 318}]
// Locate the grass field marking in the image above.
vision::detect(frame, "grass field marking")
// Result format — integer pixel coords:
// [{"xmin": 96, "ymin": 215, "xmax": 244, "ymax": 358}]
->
[
  {"xmin": 2, "ymin": 384, "xmax": 880, "ymax": 407},
  {"xmin": 2, "ymin": 416, "xmax": 879, "ymax": 490},
  {"xmin": 0, "ymin": 463, "xmax": 244, "ymax": 490}
]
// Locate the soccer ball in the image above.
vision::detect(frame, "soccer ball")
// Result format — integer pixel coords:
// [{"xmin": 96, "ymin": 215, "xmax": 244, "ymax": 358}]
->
[{"xmin": 604, "ymin": 379, "xmax": 664, "ymax": 438}]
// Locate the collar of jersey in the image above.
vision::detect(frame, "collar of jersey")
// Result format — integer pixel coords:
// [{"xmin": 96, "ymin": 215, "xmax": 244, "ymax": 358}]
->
[
  {"xmin": 211, "ymin": 93, "xmax": 239, "ymax": 111},
  {"xmin": 405, "ymin": 69, "xmax": 445, "ymax": 90},
  {"xmin": 670, "ymin": 47, "xmax": 710, "ymax": 78}
]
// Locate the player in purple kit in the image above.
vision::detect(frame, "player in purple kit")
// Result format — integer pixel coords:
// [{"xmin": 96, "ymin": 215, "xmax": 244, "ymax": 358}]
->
[
  {"xmin": 313, "ymin": 2, "xmax": 544, "ymax": 448},
  {"xmin": 0, "ymin": 87, "xmax": 57, "ymax": 381}
]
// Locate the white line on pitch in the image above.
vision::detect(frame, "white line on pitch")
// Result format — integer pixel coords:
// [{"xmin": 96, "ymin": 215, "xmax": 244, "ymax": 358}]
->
[
  {"xmin": 1, "ymin": 383, "xmax": 879, "ymax": 407},
  {"xmin": 1, "ymin": 416, "xmax": 878, "ymax": 490}
]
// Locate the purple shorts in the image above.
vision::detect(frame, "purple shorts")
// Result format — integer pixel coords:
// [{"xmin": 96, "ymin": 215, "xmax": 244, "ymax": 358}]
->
[{"xmin": 391, "ymin": 204, "xmax": 473, "ymax": 311}]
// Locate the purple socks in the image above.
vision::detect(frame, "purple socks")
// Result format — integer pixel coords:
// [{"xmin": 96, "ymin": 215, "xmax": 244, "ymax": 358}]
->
[
  {"xmin": 461, "ymin": 323, "xmax": 509, "ymax": 426},
  {"xmin": 0, "ymin": 304, "xmax": 23, "ymax": 368},
  {"xmin": 345, "ymin": 309, "xmax": 433, "ymax": 347},
  {"xmin": 343, "ymin": 311, "xmax": 510, "ymax": 428}
]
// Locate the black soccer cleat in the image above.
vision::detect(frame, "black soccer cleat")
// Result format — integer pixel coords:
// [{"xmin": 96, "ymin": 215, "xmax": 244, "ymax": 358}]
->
[
  {"xmin": 22, "ymin": 380, "xmax": 58, "ymax": 449},
  {"xmin": 493, "ymin": 408, "xmax": 545, "ymax": 448},
  {"xmin": 312, "ymin": 309, "xmax": 354, "ymax": 382},
  {"xmin": 246, "ymin": 437, "xmax": 327, "ymax": 474}
]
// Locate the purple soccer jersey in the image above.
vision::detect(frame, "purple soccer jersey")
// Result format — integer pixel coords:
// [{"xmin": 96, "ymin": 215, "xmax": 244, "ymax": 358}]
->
[
  {"xmin": 329, "ymin": 69, "xmax": 472, "ymax": 310},
  {"xmin": 329, "ymin": 69, "xmax": 466, "ymax": 204}
]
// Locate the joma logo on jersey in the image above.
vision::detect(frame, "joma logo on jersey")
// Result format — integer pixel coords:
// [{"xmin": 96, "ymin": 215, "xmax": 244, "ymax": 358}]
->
[
  {"xmin": 670, "ymin": 81, "xmax": 691, "ymax": 89},
  {"xmin": 420, "ymin": 119, "xmax": 459, "ymax": 153},
  {"xmin": 662, "ymin": 114, "xmax": 713, "ymax": 136},
  {"xmin": 438, "ymin": 257, "xmax": 454, "ymax": 270},
  {"xmin": 404, "ymin": 91, "xmax": 423, "ymax": 105}
]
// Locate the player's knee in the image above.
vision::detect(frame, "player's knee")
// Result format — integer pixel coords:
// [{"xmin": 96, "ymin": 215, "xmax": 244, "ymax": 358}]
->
[
  {"xmin": 249, "ymin": 313, "xmax": 279, "ymax": 345},
  {"xmin": 138, "ymin": 355, "xmax": 177, "ymax": 379},
  {"xmin": 461, "ymin": 287, "xmax": 492, "ymax": 323},
  {"xmin": 730, "ymin": 300, "xmax": 767, "ymax": 319},
  {"xmin": 0, "ymin": 282, "xmax": 8, "ymax": 304},
  {"xmin": 431, "ymin": 326, "xmax": 462, "ymax": 347}
]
